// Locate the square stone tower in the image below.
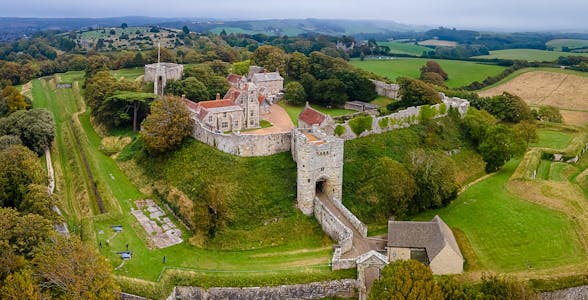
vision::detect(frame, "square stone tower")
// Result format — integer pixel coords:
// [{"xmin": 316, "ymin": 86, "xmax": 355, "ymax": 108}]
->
[
  {"xmin": 144, "ymin": 63, "xmax": 183, "ymax": 96},
  {"xmin": 291, "ymin": 127, "xmax": 344, "ymax": 216}
]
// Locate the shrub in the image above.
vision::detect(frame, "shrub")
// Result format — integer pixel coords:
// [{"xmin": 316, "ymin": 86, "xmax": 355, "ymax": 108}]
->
[
  {"xmin": 439, "ymin": 103, "xmax": 447, "ymax": 115},
  {"xmin": 378, "ymin": 117, "xmax": 389, "ymax": 129},
  {"xmin": 334, "ymin": 125, "xmax": 346, "ymax": 136},
  {"xmin": 348, "ymin": 116, "xmax": 372, "ymax": 136}
]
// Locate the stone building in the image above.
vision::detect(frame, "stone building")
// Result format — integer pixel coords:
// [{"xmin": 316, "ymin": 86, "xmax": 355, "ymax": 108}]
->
[
  {"xmin": 184, "ymin": 82, "xmax": 261, "ymax": 132},
  {"xmin": 370, "ymin": 79, "xmax": 399, "ymax": 99},
  {"xmin": 291, "ymin": 127, "xmax": 344, "ymax": 216},
  {"xmin": 144, "ymin": 63, "xmax": 183, "ymax": 96},
  {"xmin": 298, "ymin": 103, "xmax": 335, "ymax": 131},
  {"xmin": 387, "ymin": 215, "xmax": 464, "ymax": 274},
  {"xmin": 227, "ymin": 66, "xmax": 284, "ymax": 104}
]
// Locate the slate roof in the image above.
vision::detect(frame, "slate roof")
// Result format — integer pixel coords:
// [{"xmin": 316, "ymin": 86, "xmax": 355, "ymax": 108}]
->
[
  {"xmin": 299, "ymin": 105, "xmax": 327, "ymax": 126},
  {"xmin": 387, "ymin": 215, "xmax": 463, "ymax": 262},
  {"xmin": 252, "ymin": 72, "xmax": 283, "ymax": 82}
]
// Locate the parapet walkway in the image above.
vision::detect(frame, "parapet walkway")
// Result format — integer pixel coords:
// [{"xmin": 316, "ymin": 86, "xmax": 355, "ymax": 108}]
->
[{"xmin": 316, "ymin": 194, "xmax": 385, "ymax": 259}]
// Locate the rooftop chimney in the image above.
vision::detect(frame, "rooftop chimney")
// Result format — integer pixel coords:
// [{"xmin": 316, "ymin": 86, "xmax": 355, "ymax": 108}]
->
[
  {"xmin": 181, "ymin": 94, "xmax": 186, "ymax": 101},
  {"xmin": 216, "ymin": 93, "xmax": 220, "ymax": 100}
]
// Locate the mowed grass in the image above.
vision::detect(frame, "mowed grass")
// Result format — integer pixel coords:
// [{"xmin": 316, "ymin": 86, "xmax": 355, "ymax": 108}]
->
[
  {"xmin": 278, "ymin": 102, "xmax": 355, "ymax": 126},
  {"xmin": 532, "ymin": 129, "xmax": 575, "ymax": 149},
  {"xmin": 370, "ymin": 96, "xmax": 394, "ymax": 106},
  {"xmin": 474, "ymin": 49, "xmax": 588, "ymax": 62},
  {"xmin": 377, "ymin": 41, "xmax": 432, "ymax": 56},
  {"xmin": 546, "ymin": 39, "xmax": 588, "ymax": 51},
  {"xmin": 416, "ymin": 159, "xmax": 586, "ymax": 272},
  {"xmin": 111, "ymin": 67, "xmax": 145, "ymax": 80},
  {"xmin": 350, "ymin": 58, "xmax": 506, "ymax": 88}
]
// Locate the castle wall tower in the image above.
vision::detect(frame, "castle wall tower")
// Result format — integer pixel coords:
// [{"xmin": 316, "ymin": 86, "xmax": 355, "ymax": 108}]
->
[
  {"xmin": 244, "ymin": 83, "xmax": 260, "ymax": 129},
  {"xmin": 144, "ymin": 63, "xmax": 183, "ymax": 96},
  {"xmin": 291, "ymin": 127, "xmax": 344, "ymax": 215}
]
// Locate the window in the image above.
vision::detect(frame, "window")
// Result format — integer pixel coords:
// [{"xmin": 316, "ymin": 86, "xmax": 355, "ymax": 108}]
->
[
  {"xmin": 250, "ymin": 120, "xmax": 254, "ymax": 125},
  {"xmin": 250, "ymin": 110, "xmax": 254, "ymax": 117},
  {"xmin": 208, "ymin": 116, "xmax": 212, "ymax": 122},
  {"xmin": 221, "ymin": 122, "xmax": 228, "ymax": 128},
  {"xmin": 223, "ymin": 112, "xmax": 227, "ymax": 117}
]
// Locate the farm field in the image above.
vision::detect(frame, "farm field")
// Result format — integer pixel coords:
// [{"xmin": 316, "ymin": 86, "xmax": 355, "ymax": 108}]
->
[
  {"xmin": 546, "ymin": 39, "xmax": 588, "ymax": 51},
  {"xmin": 474, "ymin": 49, "xmax": 588, "ymax": 61},
  {"xmin": 418, "ymin": 39, "xmax": 457, "ymax": 47},
  {"xmin": 351, "ymin": 58, "xmax": 506, "ymax": 88},
  {"xmin": 29, "ymin": 72, "xmax": 352, "ymax": 298},
  {"xmin": 479, "ymin": 71, "xmax": 588, "ymax": 125},
  {"xmin": 73, "ymin": 26, "xmax": 180, "ymax": 51},
  {"xmin": 377, "ymin": 41, "xmax": 432, "ymax": 56}
]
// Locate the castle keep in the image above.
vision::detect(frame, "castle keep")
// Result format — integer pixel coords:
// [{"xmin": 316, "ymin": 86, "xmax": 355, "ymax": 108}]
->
[{"xmin": 144, "ymin": 62, "xmax": 183, "ymax": 96}]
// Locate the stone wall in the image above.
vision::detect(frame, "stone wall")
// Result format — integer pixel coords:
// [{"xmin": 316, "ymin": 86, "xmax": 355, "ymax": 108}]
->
[
  {"xmin": 333, "ymin": 96, "xmax": 469, "ymax": 141},
  {"xmin": 331, "ymin": 246, "xmax": 357, "ymax": 270},
  {"xmin": 370, "ymin": 79, "xmax": 399, "ymax": 99},
  {"xmin": 191, "ymin": 121, "xmax": 291, "ymax": 157},
  {"xmin": 314, "ymin": 197, "xmax": 353, "ymax": 253},
  {"xmin": 332, "ymin": 197, "xmax": 368, "ymax": 238},
  {"xmin": 169, "ymin": 280, "xmax": 358, "ymax": 300},
  {"xmin": 541, "ymin": 285, "xmax": 588, "ymax": 300}
]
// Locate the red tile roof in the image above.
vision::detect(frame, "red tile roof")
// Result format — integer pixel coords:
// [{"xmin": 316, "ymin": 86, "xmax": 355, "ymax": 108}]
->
[
  {"xmin": 227, "ymin": 74, "xmax": 242, "ymax": 84},
  {"xmin": 299, "ymin": 106, "xmax": 326, "ymax": 125},
  {"xmin": 223, "ymin": 87, "xmax": 242, "ymax": 102},
  {"xmin": 197, "ymin": 99, "xmax": 236, "ymax": 109},
  {"xmin": 184, "ymin": 99, "xmax": 199, "ymax": 111}
]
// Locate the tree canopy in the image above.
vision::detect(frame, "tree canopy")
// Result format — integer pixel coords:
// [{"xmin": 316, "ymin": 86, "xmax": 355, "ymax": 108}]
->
[
  {"xmin": 0, "ymin": 109, "xmax": 55, "ymax": 155},
  {"xmin": 0, "ymin": 145, "xmax": 45, "ymax": 208},
  {"xmin": 0, "ymin": 86, "xmax": 29, "ymax": 117},
  {"xmin": 140, "ymin": 96, "xmax": 193, "ymax": 154},
  {"xmin": 369, "ymin": 260, "xmax": 443, "ymax": 300},
  {"xmin": 388, "ymin": 77, "xmax": 442, "ymax": 111},
  {"xmin": 284, "ymin": 81, "xmax": 307, "ymax": 106}
]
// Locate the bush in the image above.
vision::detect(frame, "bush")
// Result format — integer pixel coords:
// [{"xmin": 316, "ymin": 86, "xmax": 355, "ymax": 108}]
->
[
  {"xmin": 348, "ymin": 116, "xmax": 372, "ymax": 136},
  {"xmin": 378, "ymin": 117, "xmax": 389, "ymax": 129},
  {"xmin": 334, "ymin": 125, "xmax": 346, "ymax": 136}
]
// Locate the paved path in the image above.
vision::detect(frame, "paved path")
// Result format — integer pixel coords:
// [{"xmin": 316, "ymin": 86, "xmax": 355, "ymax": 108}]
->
[
  {"xmin": 45, "ymin": 146, "xmax": 69, "ymax": 235},
  {"xmin": 242, "ymin": 104, "xmax": 295, "ymax": 134},
  {"xmin": 317, "ymin": 194, "xmax": 382, "ymax": 259}
]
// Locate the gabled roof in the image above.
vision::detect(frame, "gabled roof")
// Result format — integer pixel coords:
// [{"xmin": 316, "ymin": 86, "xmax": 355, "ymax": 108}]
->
[
  {"xmin": 251, "ymin": 72, "xmax": 283, "ymax": 82},
  {"xmin": 356, "ymin": 250, "xmax": 389, "ymax": 265},
  {"xmin": 197, "ymin": 99, "xmax": 236, "ymax": 109},
  {"xmin": 224, "ymin": 87, "xmax": 242, "ymax": 102},
  {"xmin": 184, "ymin": 99, "xmax": 199, "ymax": 112},
  {"xmin": 387, "ymin": 215, "xmax": 463, "ymax": 262},
  {"xmin": 299, "ymin": 105, "xmax": 327, "ymax": 126},
  {"xmin": 227, "ymin": 74, "xmax": 243, "ymax": 85}
]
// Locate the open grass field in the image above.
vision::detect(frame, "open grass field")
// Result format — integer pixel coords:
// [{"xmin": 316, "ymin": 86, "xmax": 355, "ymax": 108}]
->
[
  {"xmin": 370, "ymin": 96, "xmax": 394, "ymax": 107},
  {"xmin": 546, "ymin": 39, "xmax": 588, "ymax": 51},
  {"xmin": 474, "ymin": 49, "xmax": 588, "ymax": 62},
  {"xmin": 278, "ymin": 102, "xmax": 355, "ymax": 126},
  {"xmin": 479, "ymin": 70, "xmax": 588, "ymax": 125},
  {"xmin": 75, "ymin": 26, "xmax": 179, "ymax": 51},
  {"xmin": 350, "ymin": 58, "xmax": 506, "ymax": 88},
  {"xmin": 532, "ymin": 129, "xmax": 575, "ymax": 149},
  {"xmin": 416, "ymin": 159, "xmax": 586, "ymax": 272},
  {"xmin": 418, "ymin": 39, "xmax": 457, "ymax": 47},
  {"xmin": 377, "ymin": 41, "xmax": 432, "ymax": 56},
  {"xmin": 29, "ymin": 72, "xmax": 352, "ymax": 298},
  {"xmin": 111, "ymin": 67, "xmax": 144, "ymax": 81}
]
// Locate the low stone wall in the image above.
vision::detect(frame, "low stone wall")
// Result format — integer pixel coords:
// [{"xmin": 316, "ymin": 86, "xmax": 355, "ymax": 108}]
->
[
  {"xmin": 169, "ymin": 280, "xmax": 358, "ymax": 300},
  {"xmin": 314, "ymin": 197, "xmax": 353, "ymax": 253},
  {"xmin": 120, "ymin": 292, "xmax": 150, "ymax": 300},
  {"xmin": 332, "ymin": 198, "xmax": 367, "ymax": 238},
  {"xmin": 192, "ymin": 122, "xmax": 291, "ymax": 157},
  {"xmin": 370, "ymin": 79, "xmax": 399, "ymax": 99},
  {"xmin": 541, "ymin": 285, "xmax": 588, "ymax": 300},
  {"xmin": 334, "ymin": 96, "xmax": 469, "ymax": 141},
  {"xmin": 331, "ymin": 246, "xmax": 357, "ymax": 271}
]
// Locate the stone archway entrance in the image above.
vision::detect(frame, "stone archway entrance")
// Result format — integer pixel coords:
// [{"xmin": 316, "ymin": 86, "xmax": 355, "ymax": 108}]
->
[
  {"xmin": 316, "ymin": 179, "xmax": 326, "ymax": 195},
  {"xmin": 156, "ymin": 76, "xmax": 164, "ymax": 96}
]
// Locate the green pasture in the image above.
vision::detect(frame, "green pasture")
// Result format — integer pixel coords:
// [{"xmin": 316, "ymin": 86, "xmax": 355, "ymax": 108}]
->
[
  {"xmin": 370, "ymin": 96, "xmax": 394, "ymax": 106},
  {"xmin": 532, "ymin": 129, "xmax": 575, "ymax": 149},
  {"xmin": 547, "ymin": 39, "xmax": 588, "ymax": 51},
  {"xmin": 416, "ymin": 159, "xmax": 586, "ymax": 272},
  {"xmin": 278, "ymin": 102, "xmax": 355, "ymax": 126},
  {"xmin": 377, "ymin": 41, "xmax": 432, "ymax": 56},
  {"xmin": 474, "ymin": 49, "xmax": 588, "ymax": 62},
  {"xmin": 350, "ymin": 58, "xmax": 506, "ymax": 88},
  {"xmin": 80, "ymin": 27, "xmax": 149, "ymax": 39},
  {"xmin": 111, "ymin": 67, "xmax": 145, "ymax": 80}
]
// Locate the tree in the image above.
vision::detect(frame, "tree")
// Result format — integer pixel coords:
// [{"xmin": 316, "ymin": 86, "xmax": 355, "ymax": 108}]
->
[
  {"xmin": 358, "ymin": 157, "xmax": 416, "ymax": 218},
  {"xmin": 140, "ymin": 96, "xmax": 192, "ymax": 154},
  {"xmin": 181, "ymin": 77, "xmax": 210, "ymax": 101},
  {"xmin": 0, "ymin": 86, "xmax": 28, "ymax": 116},
  {"xmin": 368, "ymin": 260, "xmax": 443, "ymax": 300},
  {"xmin": 287, "ymin": 52, "xmax": 310, "ymax": 79},
  {"xmin": 0, "ymin": 208, "xmax": 53, "ymax": 258},
  {"xmin": 460, "ymin": 107, "xmax": 497, "ymax": 145},
  {"xmin": 314, "ymin": 78, "xmax": 348, "ymax": 107},
  {"xmin": 407, "ymin": 149, "xmax": 458, "ymax": 212},
  {"xmin": 232, "ymin": 60, "xmax": 251, "ymax": 75},
  {"xmin": 182, "ymin": 25, "xmax": 190, "ymax": 35},
  {"xmin": 479, "ymin": 275, "xmax": 539, "ymax": 300},
  {"xmin": 20, "ymin": 184, "xmax": 58, "ymax": 221},
  {"xmin": 388, "ymin": 77, "xmax": 441, "ymax": 111},
  {"xmin": 205, "ymin": 76, "xmax": 230, "ymax": 99},
  {"xmin": 0, "ymin": 109, "xmax": 55, "ymax": 156},
  {"xmin": 534, "ymin": 105, "xmax": 562, "ymax": 123},
  {"xmin": 420, "ymin": 60, "xmax": 448, "ymax": 80},
  {"xmin": 420, "ymin": 72, "xmax": 446, "ymax": 87},
  {"xmin": 0, "ymin": 269, "xmax": 42, "ymax": 299},
  {"xmin": 0, "ymin": 135, "xmax": 22, "ymax": 150},
  {"xmin": 33, "ymin": 235, "xmax": 119, "ymax": 300},
  {"xmin": 121, "ymin": 23, "xmax": 128, "ymax": 29},
  {"xmin": 336, "ymin": 71, "xmax": 377, "ymax": 101},
  {"xmin": 513, "ymin": 121, "xmax": 538, "ymax": 148},
  {"xmin": 0, "ymin": 145, "xmax": 45, "ymax": 208},
  {"xmin": 284, "ymin": 81, "xmax": 307, "ymax": 106},
  {"xmin": 251, "ymin": 45, "xmax": 287, "ymax": 75},
  {"xmin": 471, "ymin": 92, "xmax": 532, "ymax": 123},
  {"xmin": 105, "ymin": 92, "xmax": 157, "ymax": 132},
  {"xmin": 479, "ymin": 124, "xmax": 526, "ymax": 172}
]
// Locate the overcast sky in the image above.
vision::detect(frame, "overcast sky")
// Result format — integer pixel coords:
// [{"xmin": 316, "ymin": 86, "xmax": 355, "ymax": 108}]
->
[{"xmin": 1, "ymin": 0, "xmax": 586, "ymax": 31}]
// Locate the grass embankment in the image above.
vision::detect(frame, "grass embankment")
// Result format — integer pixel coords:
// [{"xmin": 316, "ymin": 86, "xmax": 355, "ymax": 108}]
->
[
  {"xmin": 377, "ymin": 41, "xmax": 432, "ymax": 56},
  {"xmin": 474, "ymin": 49, "xmax": 588, "ymax": 62},
  {"xmin": 370, "ymin": 96, "xmax": 394, "ymax": 106},
  {"xmin": 350, "ymin": 58, "xmax": 506, "ymax": 88},
  {"xmin": 278, "ymin": 102, "xmax": 355, "ymax": 126},
  {"xmin": 31, "ymin": 71, "xmax": 351, "ymax": 298}
]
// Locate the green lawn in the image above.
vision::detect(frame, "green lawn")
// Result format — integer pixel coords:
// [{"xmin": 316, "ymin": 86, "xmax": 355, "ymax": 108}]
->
[
  {"xmin": 532, "ymin": 129, "xmax": 575, "ymax": 149},
  {"xmin": 111, "ymin": 67, "xmax": 144, "ymax": 80},
  {"xmin": 278, "ymin": 102, "xmax": 355, "ymax": 126},
  {"xmin": 351, "ymin": 58, "xmax": 506, "ymax": 88},
  {"xmin": 474, "ymin": 49, "xmax": 588, "ymax": 62},
  {"xmin": 370, "ymin": 96, "xmax": 394, "ymax": 106},
  {"xmin": 546, "ymin": 39, "xmax": 588, "ymax": 51},
  {"xmin": 415, "ymin": 159, "xmax": 586, "ymax": 272},
  {"xmin": 377, "ymin": 41, "xmax": 432, "ymax": 56}
]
